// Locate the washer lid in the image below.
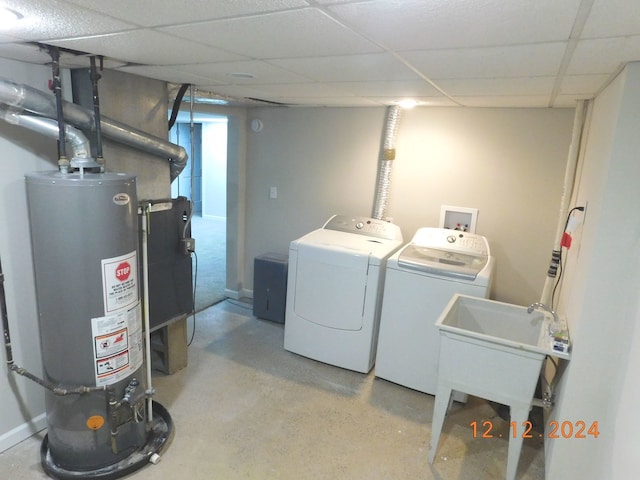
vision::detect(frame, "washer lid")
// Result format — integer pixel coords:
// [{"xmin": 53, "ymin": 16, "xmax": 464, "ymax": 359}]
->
[{"xmin": 397, "ymin": 243, "xmax": 489, "ymax": 280}]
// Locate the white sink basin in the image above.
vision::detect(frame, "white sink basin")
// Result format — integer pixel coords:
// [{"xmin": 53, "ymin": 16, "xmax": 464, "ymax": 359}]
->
[
  {"xmin": 429, "ymin": 294, "xmax": 570, "ymax": 480},
  {"xmin": 435, "ymin": 293, "xmax": 570, "ymax": 360}
]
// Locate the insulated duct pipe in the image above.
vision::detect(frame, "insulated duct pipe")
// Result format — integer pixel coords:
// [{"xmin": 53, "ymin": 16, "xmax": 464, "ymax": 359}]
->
[
  {"xmin": 539, "ymin": 99, "xmax": 587, "ymax": 306},
  {"xmin": 0, "ymin": 78, "xmax": 187, "ymax": 181},
  {"xmin": 0, "ymin": 107, "xmax": 91, "ymax": 160},
  {"xmin": 372, "ymin": 105, "xmax": 402, "ymax": 220}
]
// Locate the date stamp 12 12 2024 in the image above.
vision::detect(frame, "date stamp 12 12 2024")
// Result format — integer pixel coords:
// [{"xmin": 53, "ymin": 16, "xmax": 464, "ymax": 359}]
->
[{"xmin": 470, "ymin": 420, "xmax": 600, "ymax": 439}]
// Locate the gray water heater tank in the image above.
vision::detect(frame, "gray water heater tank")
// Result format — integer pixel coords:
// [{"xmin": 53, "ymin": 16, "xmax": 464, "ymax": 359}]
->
[{"xmin": 25, "ymin": 171, "xmax": 147, "ymax": 472}]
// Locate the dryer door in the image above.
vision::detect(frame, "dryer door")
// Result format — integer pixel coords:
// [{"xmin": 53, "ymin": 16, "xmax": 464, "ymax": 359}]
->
[{"xmin": 293, "ymin": 243, "xmax": 369, "ymax": 330}]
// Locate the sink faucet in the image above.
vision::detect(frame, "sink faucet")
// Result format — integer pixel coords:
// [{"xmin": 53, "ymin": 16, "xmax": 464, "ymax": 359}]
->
[
  {"xmin": 527, "ymin": 302, "xmax": 558, "ymax": 321},
  {"xmin": 527, "ymin": 302, "xmax": 560, "ymax": 335}
]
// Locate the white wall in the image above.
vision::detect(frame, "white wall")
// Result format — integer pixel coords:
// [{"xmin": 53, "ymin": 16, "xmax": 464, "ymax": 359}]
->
[
  {"xmin": 546, "ymin": 63, "xmax": 640, "ymax": 479},
  {"xmin": 243, "ymin": 106, "xmax": 575, "ymax": 304},
  {"xmin": 202, "ymin": 121, "xmax": 228, "ymax": 219},
  {"xmin": 0, "ymin": 59, "xmax": 54, "ymax": 452}
]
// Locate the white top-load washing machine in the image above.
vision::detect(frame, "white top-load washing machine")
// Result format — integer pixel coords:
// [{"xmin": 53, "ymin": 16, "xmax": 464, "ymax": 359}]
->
[
  {"xmin": 375, "ymin": 227, "xmax": 494, "ymax": 395},
  {"xmin": 284, "ymin": 215, "xmax": 403, "ymax": 373}
]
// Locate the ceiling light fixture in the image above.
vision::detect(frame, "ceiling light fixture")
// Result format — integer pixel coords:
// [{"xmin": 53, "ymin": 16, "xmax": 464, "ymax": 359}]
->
[{"xmin": 398, "ymin": 99, "xmax": 418, "ymax": 109}]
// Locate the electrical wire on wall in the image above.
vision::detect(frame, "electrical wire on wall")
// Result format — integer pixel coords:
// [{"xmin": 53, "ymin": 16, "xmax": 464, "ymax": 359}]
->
[
  {"xmin": 169, "ymin": 83, "xmax": 198, "ymax": 346},
  {"xmin": 551, "ymin": 205, "xmax": 586, "ymax": 309},
  {"xmin": 186, "ymin": 84, "xmax": 197, "ymax": 346},
  {"xmin": 187, "ymin": 251, "xmax": 198, "ymax": 346}
]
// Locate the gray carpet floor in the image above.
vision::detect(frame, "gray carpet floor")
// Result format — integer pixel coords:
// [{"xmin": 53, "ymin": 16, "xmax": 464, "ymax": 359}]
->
[{"xmin": 190, "ymin": 215, "xmax": 226, "ymax": 311}]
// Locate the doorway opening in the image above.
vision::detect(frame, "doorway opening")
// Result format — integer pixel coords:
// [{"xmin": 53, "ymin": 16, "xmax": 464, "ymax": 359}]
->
[{"xmin": 170, "ymin": 113, "xmax": 227, "ymax": 311}]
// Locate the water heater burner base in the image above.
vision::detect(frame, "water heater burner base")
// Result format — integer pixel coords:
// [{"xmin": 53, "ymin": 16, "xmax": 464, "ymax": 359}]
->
[{"xmin": 40, "ymin": 401, "xmax": 173, "ymax": 480}]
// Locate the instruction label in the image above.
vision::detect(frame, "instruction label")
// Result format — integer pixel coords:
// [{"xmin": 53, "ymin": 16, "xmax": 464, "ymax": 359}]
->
[
  {"xmin": 91, "ymin": 302, "xmax": 143, "ymax": 387},
  {"xmin": 101, "ymin": 250, "xmax": 138, "ymax": 314}
]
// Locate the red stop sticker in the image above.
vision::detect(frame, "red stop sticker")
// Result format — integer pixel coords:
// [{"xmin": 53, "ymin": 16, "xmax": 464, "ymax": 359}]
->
[{"xmin": 115, "ymin": 262, "xmax": 131, "ymax": 282}]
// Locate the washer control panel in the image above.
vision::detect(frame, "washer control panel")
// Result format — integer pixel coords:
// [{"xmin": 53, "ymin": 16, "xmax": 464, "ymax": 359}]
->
[
  {"xmin": 412, "ymin": 227, "xmax": 489, "ymax": 256},
  {"xmin": 324, "ymin": 214, "xmax": 402, "ymax": 241}
]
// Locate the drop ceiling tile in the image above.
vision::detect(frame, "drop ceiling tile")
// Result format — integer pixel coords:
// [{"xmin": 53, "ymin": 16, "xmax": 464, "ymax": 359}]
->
[
  {"xmin": 364, "ymin": 96, "xmax": 458, "ymax": 107},
  {"xmin": 231, "ymin": 81, "xmax": 355, "ymax": 97},
  {"xmin": 180, "ymin": 60, "xmax": 312, "ymax": 85},
  {"xmin": 559, "ymin": 74, "xmax": 612, "ymax": 95},
  {"xmin": 204, "ymin": 81, "xmax": 360, "ymax": 104},
  {"xmin": 115, "ymin": 65, "xmax": 219, "ymax": 85},
  {"xmin": 454, "ymin": 95, "xmax": 552, "ymax": 108},
  {"xmin": 408, "ymin": 97, "xmax": 459, "ymax": 107},
  {"xmin": 199, "ymin": 85, "xmax": 364, "ymax": 106},
  {"xmin": 283, "ymin": 97, "xmax": 380, "ymax": 106},
  {"xmin": 327, "ymin": 0, "xmax": 581, "ymax": 50},
  {"xmin": 581, "ymin": 0, "xmax": 640, "ymax": 38},
  {"xmin": 328, "ymin": 79, "xmax": 443, "ymax": 97},
  {"xmin": 568, "ymin": 37, "xmax": 640, "ymax": 75},
  {"xmin": 49, "ymin": 30, "xmax": 245, "ymax": 65},
  {"xmin": 0, "ymin": 42, "xmax": 54, "ymax": 64},
  {"xmin": 192, "ymin": 84, "xmax": 264, "ymax": 98},
  {"xmin": 270, "ymin": 53, "xmax": 421, "ymax": 82},
  {"xmin": 61, "ymin": 0, "xmax": 310, "ymax": 27},
  {"xmin": 435, "ymin": 76, "xmax": 556, "ymax": 96},
  {"xmin": 161, "ymin": 8, "xmax": 382, "ymax": 59},
  {"xmin": 402, "ymin": 43, "xmax": 567, "ymax": 80},
  {"xmin": 552, "ymin": 94, "xmax": 590, "ymax": 107},
  {"xmin": 0, "ymin": 41, "xmax": 125, "ymax": 67},
  {"xmin": 0, "ymin": 0, "xmax": 135, "ymax": 41}
]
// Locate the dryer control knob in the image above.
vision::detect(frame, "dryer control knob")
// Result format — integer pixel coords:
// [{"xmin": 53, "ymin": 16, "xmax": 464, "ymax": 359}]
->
[
  {"xmin": 447, "ymin": 235, "xmax": 457, "ymax": 243},
  {"xmin": 356, "ymin": 222, "xmax": 364, "ymax": 229}
]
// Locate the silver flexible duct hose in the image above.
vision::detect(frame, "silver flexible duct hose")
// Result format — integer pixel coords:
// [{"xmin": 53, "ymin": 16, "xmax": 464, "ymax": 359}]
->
[
  {"xmin": 372, "ymin": 105, "xmax": 402, "ymax": 220},
  {"xmin": 0, "ymin": 107, "xmax": 91, "ymax": 160},
  {"xmin": 0, "ymin": 78, "xmax": 187, "ymax": 181}
]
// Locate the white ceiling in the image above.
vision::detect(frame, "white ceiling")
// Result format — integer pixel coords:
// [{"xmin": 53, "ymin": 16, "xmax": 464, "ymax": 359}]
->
[{"xmin": 0, "ymin": 0, "xmax": 639, "ymax": 107}]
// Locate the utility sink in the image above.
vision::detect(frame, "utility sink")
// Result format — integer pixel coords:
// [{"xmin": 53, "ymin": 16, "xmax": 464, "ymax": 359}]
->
[
  {"xmin": 436, "ymin": 293, "xmax": 570, "ymax": 360},
  {"xmin": 428, "ymin": 294, "xmax": 571, "ymax": 480}
]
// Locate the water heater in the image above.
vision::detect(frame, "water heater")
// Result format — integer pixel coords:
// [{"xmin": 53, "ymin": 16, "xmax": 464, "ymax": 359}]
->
[{"xmin": 25, "ymin": 171, "xmax": 171, "ymax": 478}]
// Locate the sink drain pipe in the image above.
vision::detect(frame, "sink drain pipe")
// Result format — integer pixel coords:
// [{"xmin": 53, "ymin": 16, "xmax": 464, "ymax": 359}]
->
[{"xmin": 372, "ymin": 105, "xmax": 402, "ymax": 221}]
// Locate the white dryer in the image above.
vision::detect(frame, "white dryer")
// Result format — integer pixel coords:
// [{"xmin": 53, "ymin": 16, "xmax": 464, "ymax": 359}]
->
[
  {"xmin": 284, "ymin": 215, "xmax": 403, "ymax": 373},
  {"xmin": 375, "ymin": 227, "xmax": 495, "ymax": 395}
]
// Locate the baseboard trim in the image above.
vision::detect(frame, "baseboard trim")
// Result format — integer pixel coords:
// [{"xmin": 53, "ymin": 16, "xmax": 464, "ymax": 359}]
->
[
  {"xmin": 0, "ymin": 412, "xmax": 47, "ymax": 454},
  {"xmin": 224, "ymin": 288, "xmax": 253, "ymax": 300}
]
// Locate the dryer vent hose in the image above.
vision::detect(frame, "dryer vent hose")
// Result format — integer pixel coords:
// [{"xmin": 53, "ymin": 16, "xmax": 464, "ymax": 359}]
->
[{"xmin": 373, "ymin": 105, "xmax": 402, "ymax": 220}]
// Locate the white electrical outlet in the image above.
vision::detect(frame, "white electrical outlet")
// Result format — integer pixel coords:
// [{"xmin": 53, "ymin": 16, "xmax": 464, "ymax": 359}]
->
[{"xmin": 269, "ymin": 186, "xmax": 277, "ymax": 199}]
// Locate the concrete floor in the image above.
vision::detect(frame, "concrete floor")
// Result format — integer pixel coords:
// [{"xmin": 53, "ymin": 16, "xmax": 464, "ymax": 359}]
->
[{"xmin": 0, "ymin": 300, "xmax": 545, "ymax": 479}]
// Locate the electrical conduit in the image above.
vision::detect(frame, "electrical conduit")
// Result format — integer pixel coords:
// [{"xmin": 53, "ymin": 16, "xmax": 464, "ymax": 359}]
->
[
  {"xmin": 141, "ymin": 204, "xmax": 154, "ymax": 423},
  {"xmin": 539, "ymin": 100, "xmax": 587, "ymax": 306}
]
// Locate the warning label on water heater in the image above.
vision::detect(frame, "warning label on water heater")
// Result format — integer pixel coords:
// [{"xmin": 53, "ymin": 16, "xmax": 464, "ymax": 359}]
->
[
  {"xmin": 91, "ymin": 302, "xmax": 143, "ymax": 387},
  {"xmin": 101, "ymin": 250, "xmax": 138, "ymax": 314}
]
